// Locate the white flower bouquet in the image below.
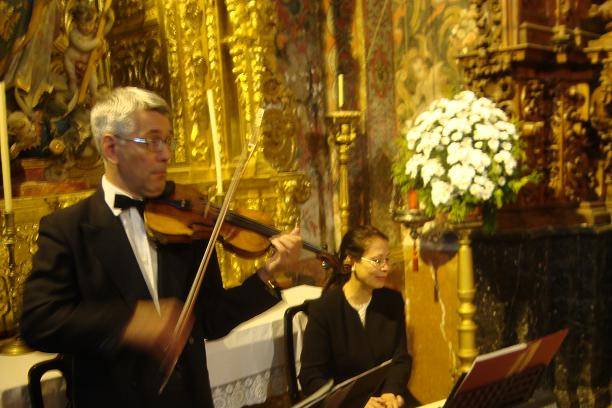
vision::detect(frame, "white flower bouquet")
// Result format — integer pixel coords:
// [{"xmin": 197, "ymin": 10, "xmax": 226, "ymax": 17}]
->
[{"xmin": 393, "ymin": 91, "xmax": 536, "ymax": 226}]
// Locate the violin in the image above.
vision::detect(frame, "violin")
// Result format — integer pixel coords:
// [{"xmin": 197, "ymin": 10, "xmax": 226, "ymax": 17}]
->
[
  {"xmin": 157, "ymin": 108, "xmax": 333, "ymax": 392},
  {"xmin": 144, "ymin": 181, "xmax": 339, "ymax": 268}
]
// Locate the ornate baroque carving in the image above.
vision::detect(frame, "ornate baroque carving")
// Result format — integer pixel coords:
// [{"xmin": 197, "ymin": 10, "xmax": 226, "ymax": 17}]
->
[
  {"xmin": 519, "ymin": 79, "xmax": 555, "ymax": 204},
  {"xmin": 273, "ymin": 175, "xmax": 311, "ymax": 233},
  {"xmin": 112, "ymin": 0, "xmax": 145, "ymax": 26},
  {"xmin": 224, "ymin": 0, "xmax": 299, "ymax": 171},
  {"xmin": 459, "ymin": 0, "xmax": 608, "ymax": 212},
  {"xmin": 0, "ymin": 190, "xmax": 92, "ymax": 335},
  {"xmin": 155, "ymin": 0, "xmax": 308, "ymax": 285},
  {"xmin": 590, "ymin": 57, "xmax": 612, "ymax": 189},
  {"xmin": 158, "ymin": 0, "xmax": 209, "ymax": 164},
  {"xmin": 110, "ymin": 36, "xmax": 166, "ymax": 96}
]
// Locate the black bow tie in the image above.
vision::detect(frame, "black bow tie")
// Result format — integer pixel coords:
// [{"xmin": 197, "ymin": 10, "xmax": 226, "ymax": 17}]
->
[{"xmin": 114, "ymin": 194, "xmax": 145, "ymax": 216}]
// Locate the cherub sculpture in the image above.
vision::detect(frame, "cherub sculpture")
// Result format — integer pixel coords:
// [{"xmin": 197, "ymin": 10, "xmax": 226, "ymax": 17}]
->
[{"xmin": 63, "ymin": 0, "xmax": 114, "ymax": 105}]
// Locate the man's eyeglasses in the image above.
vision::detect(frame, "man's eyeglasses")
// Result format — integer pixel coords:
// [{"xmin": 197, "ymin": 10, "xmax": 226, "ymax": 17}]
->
[
  {"xmin": 115, "ymin": 135, "xmax": 173, "ymax": 153},
  {"xmin": 360, "ymin": 256, "xmax": 390, "ymax": 267}
]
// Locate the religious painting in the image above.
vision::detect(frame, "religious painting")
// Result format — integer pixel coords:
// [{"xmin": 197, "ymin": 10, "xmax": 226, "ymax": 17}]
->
[
  {"xmin": 393, "ymin": 0, "xmax": 473, "ymax": 127},
  {"xmin": 1, "ymin": 0, "xmax": 114, "ymax": 196}
]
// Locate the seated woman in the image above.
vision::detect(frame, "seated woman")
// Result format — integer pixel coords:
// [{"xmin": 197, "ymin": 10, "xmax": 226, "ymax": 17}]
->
[{"xmin": 299, "ymin": 226, "xmax": 419, "ymax": 408}]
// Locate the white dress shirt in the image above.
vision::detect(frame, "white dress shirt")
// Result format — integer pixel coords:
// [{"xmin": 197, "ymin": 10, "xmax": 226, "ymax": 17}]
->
[{"xmin": 102, "ymin": 176, "xmax": 160, "ymax": 312}]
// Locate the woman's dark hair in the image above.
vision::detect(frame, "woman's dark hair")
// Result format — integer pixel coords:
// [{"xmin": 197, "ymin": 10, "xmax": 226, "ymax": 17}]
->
[{"xmin": 323, "ymin": 225, "xmax": 388, "ymax": 293}]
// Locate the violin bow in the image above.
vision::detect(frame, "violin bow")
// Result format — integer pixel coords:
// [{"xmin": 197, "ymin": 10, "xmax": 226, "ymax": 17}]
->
[{"xmin": 159, "ymin": 108, "xmax": 267, "ymax": 393}]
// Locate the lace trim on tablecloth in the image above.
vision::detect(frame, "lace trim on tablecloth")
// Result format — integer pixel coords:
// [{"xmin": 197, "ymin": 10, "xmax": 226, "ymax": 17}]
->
[{"xmin": 211, "ymin": 366, "xmax": 286, "ymax": 408}]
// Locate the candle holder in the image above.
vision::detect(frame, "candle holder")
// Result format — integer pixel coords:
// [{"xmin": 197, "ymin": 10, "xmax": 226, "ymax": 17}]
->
[
  {"xmin": 0, "ymin": 211, "xmax": 30, "ymax": 355},
  {"xmin": 326, "ymin": 110, "xmax": 361, "ymax": 237},
  {"xmin": 392, "ymin": 208, "xmax": 433, "ymax": 273}
]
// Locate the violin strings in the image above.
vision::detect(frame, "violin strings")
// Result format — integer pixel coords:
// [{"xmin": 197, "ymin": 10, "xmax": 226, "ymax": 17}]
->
[{"xmin": 223, "ymin": 211, "xmax": 323, "ymax": 254}]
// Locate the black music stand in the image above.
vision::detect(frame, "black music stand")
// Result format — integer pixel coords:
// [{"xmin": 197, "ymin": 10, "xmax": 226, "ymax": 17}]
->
[
  {"xmin": 442, "ymin": 328, "xmax": 568, "ymax": 408},
  {"xmin": 443, "ymin": 364, "xmax": 546, "ymax": 408}
]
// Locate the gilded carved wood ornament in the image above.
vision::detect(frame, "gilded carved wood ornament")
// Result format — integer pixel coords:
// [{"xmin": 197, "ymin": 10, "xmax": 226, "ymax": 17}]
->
[{"xmin": 458, "ymin": 0, "xmax": 610, "ymax": 226}]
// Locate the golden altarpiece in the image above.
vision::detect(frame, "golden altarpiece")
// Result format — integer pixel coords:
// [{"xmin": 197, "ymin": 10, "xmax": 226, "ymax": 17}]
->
[{"xmin": 0, "ymin": 0, "xmax": 311, "ymax": 343}]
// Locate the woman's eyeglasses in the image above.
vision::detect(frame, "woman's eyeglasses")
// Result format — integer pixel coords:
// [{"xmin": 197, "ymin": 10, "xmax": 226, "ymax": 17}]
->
[
  {"xmin": 360, "ymin": 256, "xmax": 390, "ymax": 267},
  {"xmin": 115, "ymin": 135, "xmax": 173, "ymax": 153}
]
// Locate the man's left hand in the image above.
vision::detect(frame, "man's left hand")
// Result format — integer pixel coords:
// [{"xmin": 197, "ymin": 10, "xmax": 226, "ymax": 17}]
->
[{"xmin": 258, "ymin": 227, "xmax": 302, "ymax": 286}]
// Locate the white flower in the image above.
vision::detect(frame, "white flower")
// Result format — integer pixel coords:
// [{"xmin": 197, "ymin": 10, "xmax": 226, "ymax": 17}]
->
[
  {"xmin": 471, "ymin": 175, "xmax": 494, "ymax": 200},
  {"xmin": 474, "ymin": 123, "xmax": 499, "ymax": 140},
  {"xmin": 451, "ymin": 131, "xmax": 463, "ymax": 141},
  {"xmin": 468, "ymin": 113, "xmax": 482, "ymax": 125},
  {"xmin": 509, "ymin": 126, "xmax": 519, "ymax": 140},
  {"xmin": 414, "ymin": 109, "xmax": 443, "ymax": 131},
  {"xmin": 487, "ymin": 138, "xmax": 500, "ymax": 152},
  {"xmin": 441, "ymin": 136, "xmax": 451, "ymax": 145},
  {"xmin": 442, "ymin": 117, "xmax": 471, "ymax": 138},
  {"xmin": 431, "ymin": 179, "xmax": 453, "ymax": 206},
  {"xmin": 416, "ymin": 131, "xmax": 442, "ymax": 159},
  {"xmin": 502, "ymin": 142, "xmax": 512, "ymax": 151},
  {"xmin": 421, "ymin": 159, "xmax": 445, "ymax": 186},
  {"xmin": 469, "ymin": 183, "xmax": 485, "ymax": 199},
  {"xmin": 495, "ymin": 121, "xmax": 515, "ymax": 134},
  {"xmin": 448, "ymin": 164, "xmax": 476, "ymax": 191},
  {"xmin": 414, "ymin": 111, "xmax": 430, "ymax": 126},
  {"xmin": 467, "ymin": 149, "xmax": 491, "ymax": 174},
  {"xmin": 475, "ymin": 141, "xmax": 483, "ymax": 149},
  {"xmin": 406, "ymin": 127, "xmax": 421, "ymax": 150},
  {"xmin": 432, "ymin": 126, "xmax": 444, "ymax": 136},
  {"xmin": 444, "ymin": 100, "xmax": 466, "ymax": 118},
  {"xmin": 494, "ymin": 150, "xmax": 510, "ymax": 163},
  {"xmin": 446, "ymin": 142, "xmax": 462, "ymax": 165},
  {"xmin": 474, "ymin": 97, "xmax": 495, "ymax": 109},
  {"xmin": 504, "ymin": 157, "xmax": 517, "ymax": 175},
  {"xmin": 456, "ymin": 90, "xmax": 477, "ymax": 103},
  {"xmin": 494, "ymin": 150, "xmax": 517, "ymax": 175},
  {"xmin": 430, "ymin": 98, "xmax": 449, "ymax": 111},
  {"xmin": 492, "ymin": 108, "xmax": 508, "ymax": 121},
  {"xmin": 405, "ymin": 154, "xmax": 427, "ymax": 178}
]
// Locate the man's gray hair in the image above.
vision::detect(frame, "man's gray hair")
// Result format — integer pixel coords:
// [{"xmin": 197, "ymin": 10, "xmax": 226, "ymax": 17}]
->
[{"xmin": 90, "ymin": 87, "xmax": 170, "ymax": 151}]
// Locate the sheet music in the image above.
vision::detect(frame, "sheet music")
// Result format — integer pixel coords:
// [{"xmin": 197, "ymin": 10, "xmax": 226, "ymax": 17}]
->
[{"xmin": 291, "ymin": 359, "xmax": 392, "ymax": 408}]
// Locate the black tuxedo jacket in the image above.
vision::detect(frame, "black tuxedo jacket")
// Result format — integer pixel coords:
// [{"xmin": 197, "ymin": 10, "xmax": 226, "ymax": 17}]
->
[
  {"xmin": 21, "ymin": 188, "xmax": 280, "ymax": 408},
  {"xmin": 299, "ymin": 287, "xmax": 415, "ymax": 403}
]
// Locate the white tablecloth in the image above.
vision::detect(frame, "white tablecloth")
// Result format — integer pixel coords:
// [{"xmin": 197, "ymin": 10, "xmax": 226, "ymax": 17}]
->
[
  {"xmin": 0, "ymin": 285, "xmax": 321, "ymax": 408},
  {"xmin": 207, "ymin": 284, "xmax": 321, "ymax": 408},
  {"xmin": 0, "ymin": 351, "xmax": 65, "ymax": 408}
]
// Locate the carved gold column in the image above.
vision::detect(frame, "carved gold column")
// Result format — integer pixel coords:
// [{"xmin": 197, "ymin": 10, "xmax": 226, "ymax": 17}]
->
[
  {"xmin": 326, "ymin": 111, "xmax": 360, "ymax": 237},
  {"xmin": 0, "ymin": 211, "xmax": 29, "ymax": 354},
  {"xmin": 452, "ymin": 217, "xmax": 482, "ymax": 373}
]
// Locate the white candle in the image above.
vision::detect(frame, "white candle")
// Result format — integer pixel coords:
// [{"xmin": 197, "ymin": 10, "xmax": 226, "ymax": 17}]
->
[
  {"xmin": 0, "ymin": 82, "xmax": 12, "ymax": 214},
  {"xmin": 207, "ymin": 89, "xmax": 223, "ymax": 196},
  {"xmin": 338, "ymin": 74, "xmax": 344, "ymax": 109}
]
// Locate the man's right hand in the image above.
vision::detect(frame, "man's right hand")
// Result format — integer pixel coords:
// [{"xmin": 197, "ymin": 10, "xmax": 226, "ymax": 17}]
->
[{"xmin": 120, "ymin": 298, "xmax": 186, "ymax": 361}]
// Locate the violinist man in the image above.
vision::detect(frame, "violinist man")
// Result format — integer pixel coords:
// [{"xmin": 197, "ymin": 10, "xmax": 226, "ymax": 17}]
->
[{"xmin": 20, "ymin": 87, "xmax": 303, "ymax": 408}]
